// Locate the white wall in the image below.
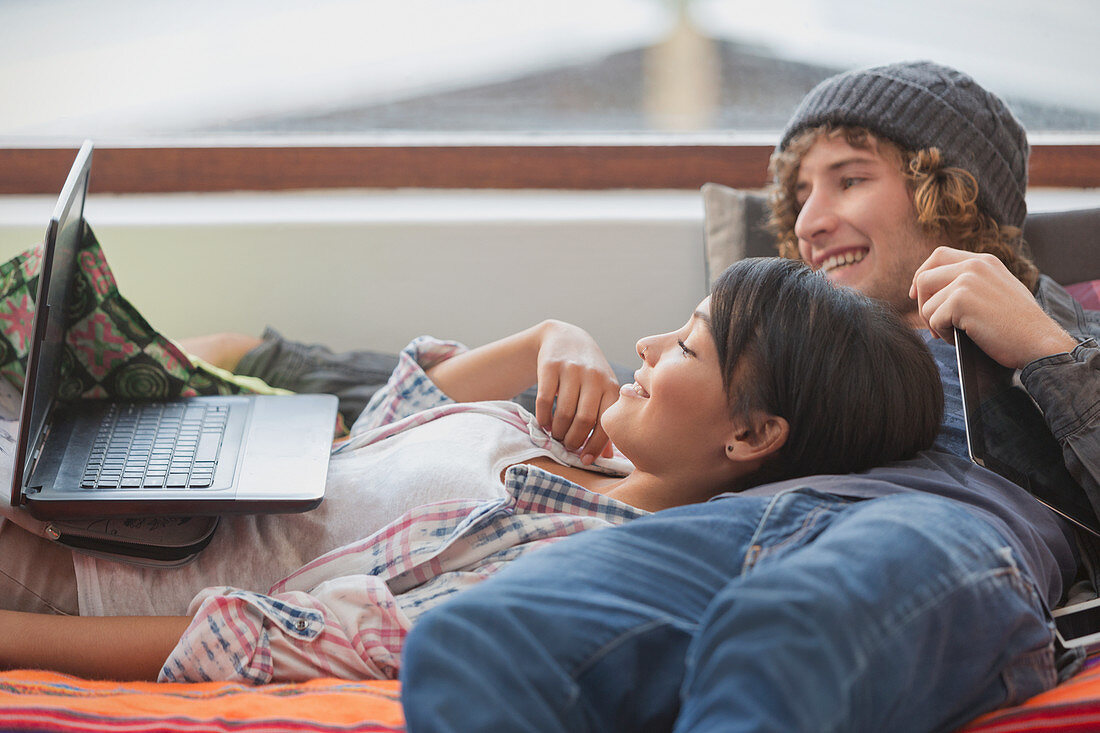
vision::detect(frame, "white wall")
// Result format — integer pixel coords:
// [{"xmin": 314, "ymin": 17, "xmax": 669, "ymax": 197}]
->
[
  {"xmin": 2, "ymin": 187, "xmax": 1097, "ymax": 367},
  {"xmin": 0, "ymin": 190, "xmax": 708, "ymax": 366}
]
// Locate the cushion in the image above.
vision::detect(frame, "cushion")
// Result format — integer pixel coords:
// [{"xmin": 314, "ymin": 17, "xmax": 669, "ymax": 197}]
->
[
  {"xmin": 1066, "ymin": 280, "xmax": 1100, "ymax": 312},
  {"xmin": 700, "ymin": 182, "xmax": 1100, "ymax": 288},
  {"xmin": 1024, "ymin": 209, "xmax": 1100, "ymax": 286},
  {"xmin": 0, "ymin": 223, "xmax": 265, "ymax": 401},
  {"xmin": 700, "ymin": 183, "xmax": 774, "ymax": 289}
]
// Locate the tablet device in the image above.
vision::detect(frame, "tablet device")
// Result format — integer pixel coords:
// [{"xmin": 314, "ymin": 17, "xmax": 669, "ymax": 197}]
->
[
  {"xmin": 955, "ymin": 326, "xmax": 1100, "ymax": 538},
  {"xmin": 1053, "ymin": 597, "xmax": 1100, "ymax": 649}
]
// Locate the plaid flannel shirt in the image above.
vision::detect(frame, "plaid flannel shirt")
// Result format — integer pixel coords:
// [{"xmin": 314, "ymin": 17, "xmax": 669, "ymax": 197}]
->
[{"xmin": 160, "ymin": 337, "xmax": 644, "ymax": 684}]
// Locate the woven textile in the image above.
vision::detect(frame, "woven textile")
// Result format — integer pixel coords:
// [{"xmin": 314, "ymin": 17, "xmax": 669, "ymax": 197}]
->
[
  {"xmin": 0, "ymin": 672, "xmax": 404, "ymax": 732},
  {"xmin": 0, "ymin": 224, "xmax": 251, "ymax": 401}
]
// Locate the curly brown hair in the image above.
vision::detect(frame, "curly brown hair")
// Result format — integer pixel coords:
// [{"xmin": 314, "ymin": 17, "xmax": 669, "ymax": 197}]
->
[{"xmin": 767, "ymin": 125, "xmax": 1038, "ymax": 290}]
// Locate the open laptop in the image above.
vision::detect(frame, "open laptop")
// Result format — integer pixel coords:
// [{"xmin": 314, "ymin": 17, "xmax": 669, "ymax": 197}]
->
[
  {"xmin": 955, "ymin": 326, "xmax": 1100, "ymax": 538},
  {"xmin": 11, "ymin": 141, "xmax": 337, "ymax": 519}
]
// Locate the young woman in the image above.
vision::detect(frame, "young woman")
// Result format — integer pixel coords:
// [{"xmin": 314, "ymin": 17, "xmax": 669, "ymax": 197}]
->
[{"xmin": 0, "ymin": 258, "xmax": 942, "ymax": 683}]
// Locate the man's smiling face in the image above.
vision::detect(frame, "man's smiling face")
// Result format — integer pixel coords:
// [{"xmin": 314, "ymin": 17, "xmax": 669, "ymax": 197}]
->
[{"xmin": 794, "ymin": 133, "xmax": 942, "ymax": 326}]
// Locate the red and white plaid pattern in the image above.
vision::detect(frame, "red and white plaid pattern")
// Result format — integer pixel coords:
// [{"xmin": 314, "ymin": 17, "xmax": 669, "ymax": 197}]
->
[{"xmin": 160, "ymin": 337, "xmax": 644, "ymax": 684}]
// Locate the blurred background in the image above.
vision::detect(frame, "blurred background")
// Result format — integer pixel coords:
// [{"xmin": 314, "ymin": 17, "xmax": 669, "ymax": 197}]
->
[
  {"xmin": 2, "ymin": 0, "xmax": 1097, "ymax": 140},
  {"xmin": 1, "ymin": 0, "xmax": 1097, "ymax": 363}
]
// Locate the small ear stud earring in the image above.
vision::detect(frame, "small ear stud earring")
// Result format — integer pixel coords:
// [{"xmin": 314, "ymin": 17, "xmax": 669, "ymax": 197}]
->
[{"xmin": 726, "ymin": 445, "xmax": 733, "ymax": 452}]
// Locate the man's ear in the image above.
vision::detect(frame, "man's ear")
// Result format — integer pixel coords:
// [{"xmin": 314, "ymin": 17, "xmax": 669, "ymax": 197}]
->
[{"xmin": 725, "ymin": 413, "xmax": 789, "ymax": 463}]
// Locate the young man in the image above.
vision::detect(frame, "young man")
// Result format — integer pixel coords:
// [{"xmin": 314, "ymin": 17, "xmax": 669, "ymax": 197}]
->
[
  {"xmin": 398, "ymin": 61, "xmax": 1100, "ymax": 732},
  {"xmin": 771, "ymin": 61, "xmax": 1100, "ymax": 513}
]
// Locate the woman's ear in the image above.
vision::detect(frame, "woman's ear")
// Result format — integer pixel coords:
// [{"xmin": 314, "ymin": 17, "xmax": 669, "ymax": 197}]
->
[{"xmin": 725, "ymin": 414, "xmax": 789, "ymax": 463}]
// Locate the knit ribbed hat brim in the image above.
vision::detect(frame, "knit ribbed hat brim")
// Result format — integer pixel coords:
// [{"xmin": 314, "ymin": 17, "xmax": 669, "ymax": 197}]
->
[{"xmin": 780, "ymin": 61, "xmax": 1029, "ymax": 228}]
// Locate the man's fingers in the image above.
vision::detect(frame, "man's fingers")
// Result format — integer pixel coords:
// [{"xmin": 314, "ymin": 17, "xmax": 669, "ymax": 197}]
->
[
  {"xmin": 915, "ymin": 273, "xmax": 959, "ymax": 337},
  {"xmin": 909, "ymin": 246, "xmax": 981, "ymax": 300},
  {"xmin": 910, "ymin": 260, "xmax": 973, "ymax": 311}
]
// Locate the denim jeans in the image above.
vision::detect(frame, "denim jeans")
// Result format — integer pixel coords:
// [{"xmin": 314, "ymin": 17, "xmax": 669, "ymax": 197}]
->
[{"xmin": 401, "ymin": 489, "xmax": 1058, "ymax": 732}]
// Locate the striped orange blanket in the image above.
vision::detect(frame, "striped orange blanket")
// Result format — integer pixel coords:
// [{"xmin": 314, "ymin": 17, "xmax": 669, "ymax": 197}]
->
[
  {"xmin": 0, "ymin": 673, "xmax": 403, "ymax": 732},
  {"xmin": 1, "ymin": 655, "xmax": 1099, "ymax": 732}
]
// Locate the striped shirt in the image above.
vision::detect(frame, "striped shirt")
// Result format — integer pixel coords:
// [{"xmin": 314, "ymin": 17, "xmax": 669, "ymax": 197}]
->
[{"xmin": 160, "ymin": 337, "xmax": 644, "ymax": 684}]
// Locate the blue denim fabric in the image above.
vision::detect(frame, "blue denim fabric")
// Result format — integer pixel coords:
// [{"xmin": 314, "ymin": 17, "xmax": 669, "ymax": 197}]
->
[{"xmin": 402, "ymin": 489, "xmax": 1056, "ymax": 732}]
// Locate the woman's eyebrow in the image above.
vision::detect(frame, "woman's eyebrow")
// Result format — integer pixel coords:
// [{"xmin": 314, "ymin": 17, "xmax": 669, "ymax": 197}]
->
[{"xmin": 692, "ymin": 310, "xmax": 711, "ymax": 326}]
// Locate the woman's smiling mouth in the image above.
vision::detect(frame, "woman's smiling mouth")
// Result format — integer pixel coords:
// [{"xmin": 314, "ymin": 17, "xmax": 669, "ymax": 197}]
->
[{"xmin": 620, "ymin": 376, "xmax": 650, "ymax": 399}]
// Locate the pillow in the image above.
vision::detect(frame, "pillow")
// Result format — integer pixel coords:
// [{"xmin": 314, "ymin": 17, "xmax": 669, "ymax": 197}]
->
[
  {"xmin": 1024, "ymin": 208, "xmax": 1100, "ymax": 286},
  {"xmin": 700, "ymin": 183, "xmax": 776, "ymax": 289},
  {"xmin": 0, "ymin": 223, "xmax": 260, "ymax": 401},
  {"xmin": 1066, "ymin": 279, "xmax": 1100, "ymax": 312}
]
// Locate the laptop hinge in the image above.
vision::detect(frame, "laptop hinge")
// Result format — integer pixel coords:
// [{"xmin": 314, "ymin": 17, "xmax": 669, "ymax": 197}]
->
[{"xmin": 24, "ymin": 420, "xmax": 51, "ymax": 495}]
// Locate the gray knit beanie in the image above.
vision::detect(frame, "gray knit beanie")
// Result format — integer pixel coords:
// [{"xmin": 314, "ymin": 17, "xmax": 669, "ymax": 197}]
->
[{"xmin": 779, "ymin": 60, "xmax": 1029, "ymax": 229}]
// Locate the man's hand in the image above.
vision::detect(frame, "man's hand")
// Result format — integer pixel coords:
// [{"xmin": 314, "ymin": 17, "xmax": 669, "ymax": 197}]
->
[
  {"xmin": 909, "ymin": 247, "xmax": 1077, "ymax": 369},
  {"xmin": 534, "ymin": 320, "xmax": 620, "ymax": 464}
]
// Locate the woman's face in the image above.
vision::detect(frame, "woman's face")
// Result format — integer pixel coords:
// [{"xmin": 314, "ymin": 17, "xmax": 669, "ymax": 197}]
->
[{"xmin": 601, "ymin": 296, "xmax": 740, "ymax": 474}]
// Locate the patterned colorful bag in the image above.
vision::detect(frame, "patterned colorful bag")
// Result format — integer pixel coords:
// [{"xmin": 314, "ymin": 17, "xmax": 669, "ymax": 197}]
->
[{"xmin": 0, "ymin": 223, "xmax": 253, "ymax": 401}]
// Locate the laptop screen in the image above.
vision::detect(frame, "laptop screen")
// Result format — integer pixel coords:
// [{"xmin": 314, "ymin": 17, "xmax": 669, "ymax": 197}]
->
[
  {"xmin": 955, "ymin": 326, "xmax": 1100, "ymax": 537},
  {"xmin": 11, "ymin": 142, "xmax": 92, "ymax": 506}
]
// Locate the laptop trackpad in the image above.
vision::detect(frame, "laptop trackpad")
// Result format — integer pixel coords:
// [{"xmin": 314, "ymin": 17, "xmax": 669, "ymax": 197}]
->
[{"xmin": 231, "ymin": 394, "xmax": 333, "ymax": 501}]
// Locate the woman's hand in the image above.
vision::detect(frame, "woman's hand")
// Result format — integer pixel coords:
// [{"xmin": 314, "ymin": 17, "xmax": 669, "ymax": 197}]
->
[
  {"xmin": 534, "ymin": 320, "xmax": 620, "ymax": 464},
  {"xmin": 909, "ymin": 247, "xmax": 1077, "ymax": 369},
  {"xmin": 424, "ymin": 319, "xmax": 620, "ymax": 463}
]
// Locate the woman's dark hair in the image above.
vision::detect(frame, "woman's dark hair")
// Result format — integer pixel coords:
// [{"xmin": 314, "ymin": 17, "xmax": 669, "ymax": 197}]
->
[{"xmin": 710, "ymin": 257, "xmax": 943, "ymax": 488}]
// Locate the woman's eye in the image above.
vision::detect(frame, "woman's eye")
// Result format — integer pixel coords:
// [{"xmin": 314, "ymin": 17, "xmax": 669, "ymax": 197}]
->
[{"xmin": 677, "ymin": 339, "xmax": 696, "ymax": 358}]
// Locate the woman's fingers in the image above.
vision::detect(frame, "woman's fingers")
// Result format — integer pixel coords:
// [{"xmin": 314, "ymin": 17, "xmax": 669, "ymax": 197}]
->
[
  {"xmin": 537, "ymin": 358, "xmax": 620, "ymax": 457},
  {"xmin": 556, "ymin": 365, "xmax": 619, "ymax": 449},
  {"xmin": 533, "ymin": 321, "xmax": 621, "ymax": 456},
  {"xmin": 534, "ymin": 365, "xmax": 559, "ymax": 432},
  {"xmin": 579, "ymin": 391, "xmax": 619, "ymax": 464},
  {"xmin": 551, "ymin": 368, "xmax": 582, "ymax": 444}
]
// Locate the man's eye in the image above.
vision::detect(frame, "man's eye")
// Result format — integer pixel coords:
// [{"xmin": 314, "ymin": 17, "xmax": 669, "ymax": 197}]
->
[{"xmin": 842, "ymin": 177, "xmax": 864, "ymax": 189}]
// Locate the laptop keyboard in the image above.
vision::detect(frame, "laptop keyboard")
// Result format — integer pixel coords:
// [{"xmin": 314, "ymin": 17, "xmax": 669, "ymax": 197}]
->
[{"xmin": 80, "ymin": 403, "xmax": 228, "ymax": 490}]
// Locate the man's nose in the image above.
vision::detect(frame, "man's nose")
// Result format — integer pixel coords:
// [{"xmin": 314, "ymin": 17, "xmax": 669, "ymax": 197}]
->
[{"xmin": 794, "ymin": 190, "xmax": 838, "ymax": 244}]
